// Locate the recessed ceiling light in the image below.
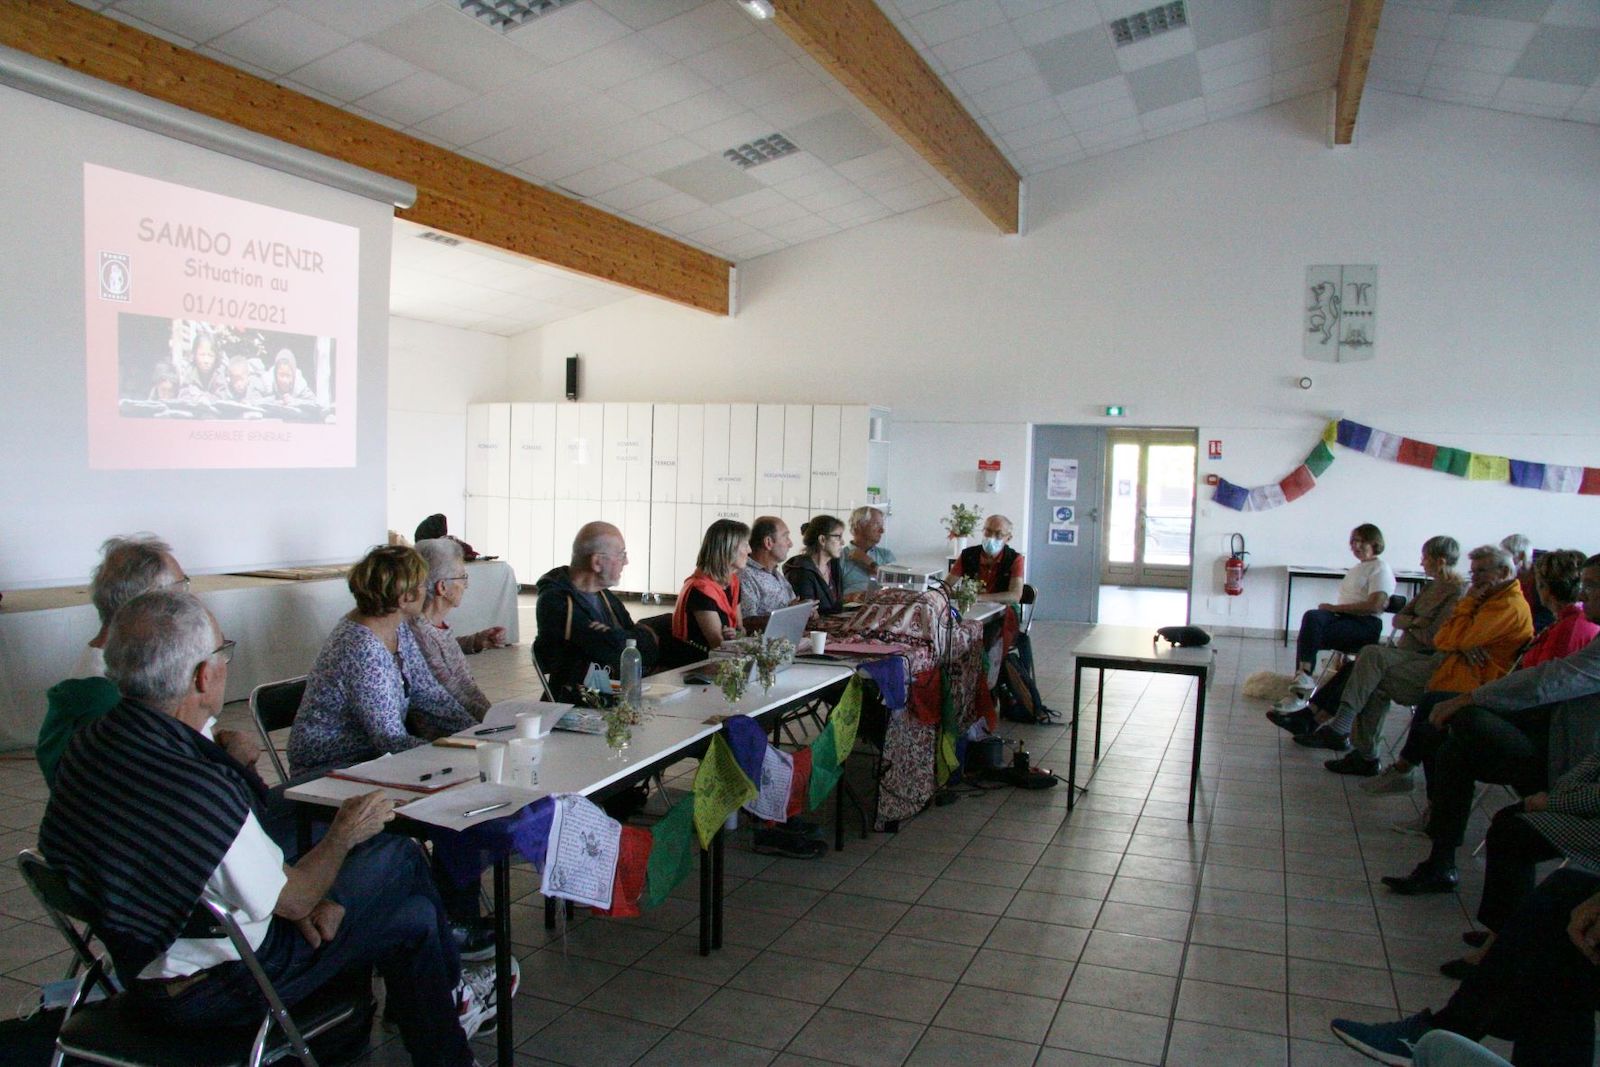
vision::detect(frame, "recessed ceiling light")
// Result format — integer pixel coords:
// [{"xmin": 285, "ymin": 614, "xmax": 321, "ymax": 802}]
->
[
  {"xmin": 1109, "ymin": 2, "xmax": 1187, "ymax": 47},
  {"xmin": 737, "ymin": 0, "xmax": 776, "ymax": 19},
  {"xmin": 457, "ymin": 0, "xmax": 581, "ymax": 32},
  {"xmin": 418, "ymin": 231, "xmax": 462, "ymax": 246},
  {"xmin": 722, "ymin": 133, "xmax": 798, "ymax": 169}
]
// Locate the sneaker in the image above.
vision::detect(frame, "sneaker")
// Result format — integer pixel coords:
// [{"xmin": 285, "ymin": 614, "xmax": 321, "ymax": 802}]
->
[
  {"xmin": 1391, "ymin": 808, "xmax": 1431, "ymax": 836},
  {"xmin": 451, "ymin": 917, "xmax": 497, "ymax": 963},
  {"xmin": 1293, "ymin": 671, "xmax": 1316, "ymax": 692},
  {"xmin": 456, "ymin": 980, "xmax": 493, "ymax": 1042},
  {"xmin": 1363, "ymin": 765, "xmax": 1416, "ymax": 795},
  {"xmin": 459, "ymin": 956, "xmax": 520, "ymax": 1039},
  {"xmin": 1325, "ymin": 751, "xmax": 1380, "ymax": 777},
  {"xmin": 1293, "ymin": 725, "xmax": 1350, "ymax": 751},
  {"xmin": 1331, "ymin": 1010, "xmax": 1434, "ymax": 1065},
  {"xmin": 752, "ymin": 826, "xmax": 828, "ymax": 858},
  {"xmin": 1272, "ymin": 694, "xmax": 1311, "ymax": 714}
]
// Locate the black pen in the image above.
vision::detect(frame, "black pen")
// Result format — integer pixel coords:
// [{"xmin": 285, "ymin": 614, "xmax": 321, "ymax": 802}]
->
[
  {"xmin": 419, "ymin": 767, "xmax": 454, "ymax": 781},
  {"xmin": 473, "ymin": 724, "xmax": 515, "ymax": 735}
]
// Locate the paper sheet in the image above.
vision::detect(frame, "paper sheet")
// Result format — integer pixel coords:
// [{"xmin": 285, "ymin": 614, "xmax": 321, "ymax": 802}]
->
[
  {"xmin": 397, "ymin": 782, "xmax": 543, "ymax": 829},
  {"xmin": 480, "ymin": 698, "xmax": 572, "ymax": 732},
  {"xmin": 540, "ymin": 794, "xmax": 621, "ymax": 910},
  {"xmin": 743, "ymin": 745, "xmax": 795, "ymax": 822},
  {"xmin": 327, "ymin": 747, "xmax": 479, "ymax": 792}
]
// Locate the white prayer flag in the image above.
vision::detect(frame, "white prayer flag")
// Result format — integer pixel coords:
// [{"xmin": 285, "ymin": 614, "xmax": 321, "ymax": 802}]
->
[
  {"xmin": 1247, "ymin": 484, "xmax": 1286, "ymax": 511},
  {"xmin": 743, "ymin": 746, "xmax": 795, "ymax": 823},
  {"xmin": 1543, "ymin": 465, "xmax": 1583, "ymax": 494},
  {"xmin": 540, "ymin": 794, "xmax": 621, "ymax": 910}
]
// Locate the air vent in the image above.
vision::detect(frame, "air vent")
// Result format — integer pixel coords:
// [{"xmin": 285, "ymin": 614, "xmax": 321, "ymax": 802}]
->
[
  {"xmin": 722, "ymin": 133, "xmax": 798, "ymax": 170},
  {"xmin": 457, "ymin": 0, "xmax": 581, "ymax": 32},
  {"xmin": 1109, "ymin": 2, "xmax": 1187, "ymax": 47},
  {"xmin": 418, "ymin": 231, "xmax": 462, "ymax": 246}
]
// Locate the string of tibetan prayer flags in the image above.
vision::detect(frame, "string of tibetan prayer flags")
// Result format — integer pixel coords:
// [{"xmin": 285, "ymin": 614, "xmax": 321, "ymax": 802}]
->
[{"xmin": 1213, "ymin": 419, "xmax": 1600, "ymax": 511}]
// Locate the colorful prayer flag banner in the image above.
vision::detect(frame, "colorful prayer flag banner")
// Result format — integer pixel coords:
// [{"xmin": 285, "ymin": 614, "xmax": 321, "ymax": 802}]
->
[
  {"xmin": 640, "ymin": 795, "xmax": 697, "ymax": 909},
  {"xmin": 1213, "ymin": 478, "xmax": 1250, "ymax": 511},
  {"xmin": 1279, "ymin": 465, "xmax": 1315, "ymax": 502},
  {"xmin": 830, "ymin": 678, "xmax": 862, "ymax": 761},
  {"xmin": 1508, "ymin": 460, "xmax": 1546, "ymax": 490},
  {"xmin": 1397, "ymin": 438, "xmax": 1437, "ymax": 469},
  {"xmin": 1247, "ymin": 483, "xmax": 1287, "ymax": 511},
  {"xmin": 806, "ymin": 723, "xmax": 842, "ymax": 811},
  {"xmin": 1582, "ymin": 469, "xmax": 1600, "ymax": 496},
  {"xmin": 1322, "ymin": 420, "xmax": 1338, "ymax": 445},
  {"xmin": 1467, "ymin": 454, "xmax": 1510, "ymax": 482},
  {"xmin": 1364, "ymin": 429, "xmax": 1403, "ymax": 462},
  {"xmin": 692, "ymin": 734, "xmax": 757, "ymax": 848},
  {"xmin": 1336, "ymin": 420, "xmax": 1371, "ymax": 452},
  {"xmin": 1543, "ymin": 465, "xmax": 1583, "ymax": 493},
  {"xmin": 1304, "ymin": 441, "xmax": 1335, "ymax": 477}
]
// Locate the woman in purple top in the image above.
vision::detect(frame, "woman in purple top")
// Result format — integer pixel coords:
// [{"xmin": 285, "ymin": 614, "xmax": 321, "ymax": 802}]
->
[{"xmin": 287, "ymin": 546, "xmax": 474, "ymax": 775}]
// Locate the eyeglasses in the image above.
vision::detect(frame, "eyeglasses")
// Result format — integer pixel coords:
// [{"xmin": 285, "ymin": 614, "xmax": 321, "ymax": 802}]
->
[
  {"xmin": 443, "ymin": 574, "xmax": 470, "ymax": 585},
  {"xmin": 166, "ymin": 575, "xmax": 192, "ymax": 592},
  {"xmin": 205, "ymin": 639, "xmax": 236, "ymax": 667},
  {"xmin": 598, "ymin": 550, "xmax": 630, "ymax": 561},
  {"xmin": 824, "ymin": 533, "xmax": 845, "ymax": 542}
]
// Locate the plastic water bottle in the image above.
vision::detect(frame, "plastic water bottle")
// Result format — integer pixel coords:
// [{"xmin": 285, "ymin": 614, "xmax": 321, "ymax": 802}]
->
[{"xmin": 620, "ymin": 638, "xmax": 643, "ymax": 709}]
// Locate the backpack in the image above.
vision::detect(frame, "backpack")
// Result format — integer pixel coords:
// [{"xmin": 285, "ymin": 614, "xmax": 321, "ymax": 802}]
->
[{"xmin": 994, "ymin": 636, "xmax": 1056, "ymax": 724}]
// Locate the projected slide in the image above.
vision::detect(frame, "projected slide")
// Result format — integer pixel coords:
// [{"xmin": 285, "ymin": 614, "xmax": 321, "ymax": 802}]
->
[{"xmin": 84, "ymin": 164, "xmax": 359, "ymax": 468}]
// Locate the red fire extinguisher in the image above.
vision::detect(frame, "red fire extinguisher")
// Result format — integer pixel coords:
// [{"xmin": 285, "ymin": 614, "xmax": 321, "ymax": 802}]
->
[{"xmin": 1225, "ymin": 534, "xmax": 1248, "ymax": 596}]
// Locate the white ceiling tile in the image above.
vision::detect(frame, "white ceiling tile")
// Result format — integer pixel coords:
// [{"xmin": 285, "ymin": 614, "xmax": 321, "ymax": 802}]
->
[
  {"xmin": 756, "ymin": 88, "xmax": 846, "ymax": 131},
  {"xmin": 891, "ymin": 0, "xmax": 963, "ymax": 20},
  {"xmin": 1095, "ymin": 0, "xmax": 1147, "ymax": 18},
  {"xmin": 553, "ymin": 35, "xmax": 678, "ymax": 92},
  {"xmin": 1380, "ymin": 4, "xmax": 1449, "ymax": 39},
  {"xmin": 736, "ymin": 200, "xmax": 811, "ymax": 228},
  {"xmin": 1488, "ymin": 98, "xmax": 1570, "ymax": 119},
  {"xmin": 1140, "ymin": 96, "xmax": 1208, "ymax": 132},
  {"xmin": 619, "ymin": 137, "xmax": 710, "ymax": 175},
  {"xmin": 1271, "ymin": 58, "xmax": 1336, "ymax": 98},
  {"xmin": 718, "ymin": 234, "xmax": 784, "ymax": 259},
  {"xmin": 1271, "ymin": 29, "xmax": 1341, "ymax": 72},
  {"xmin": 641, "ymin": 1, "xmax": 756, "ymax": 61},
  {"xmin": 592, "ymin": 176, "xmax": 681, "ymax": 212},
  {"xmin": 560, "ymin": 161, "xmax": 644, "ymax": 198},
  {"xmin": 740, "ymin": 153, "xmax": 823, "ymax": 190},
  {"xmin": 1205, "ymin": 77, "xmax": 1274, "ymax": 119},
  {"xmin": 1495, "ymin": 76, "xmax": 1584, "ymax": 107},
  {"xmin": 1374, "ymin": 29, "xmax": 1442, "ymax": 65},
  {"xmin": 875, "ymin": 178, "xmax": 952, "ymax": 213},
  {"xmin": 515, "ymin": 139, "xmax": 615, "ymax": 183},
  {"xmin": 1268, "ymin": 0, "xmax": 1341, "ymax": 26},
  {"xmin": 608, "ymin": 65, "xmax": 715, "ymax": 114},
  {"xmin": 468, "ymin": 116, "xmax": 576, "ymax": 167},
  {"xmin": 507, "ymin": 3, "xmax": 633, "ymax": 65},
  {"xmin": 1010, "ymin": 135, "xmax": 1085, "ymax": 169},
  {"xmin": 1011, "ymin": 0, "xmax": 1105, "ymax": 46},
  {"xmin": 356, "ymin": 71, "xmax": 475, "ymax": 127},
  {"xmin": 762, "ymin": 216, "xmax": 839, "ymax": 244},
  {"xmin": 1366, "ymin": 56, "xmax": 1429, "ymax": 93},
  {"xmin": 592, "ymin": 0, "xmax": 705, "ymax": 31},
  {"xmin": 1114, "ymin": 27, "xmax": 1198, "ymax": 73},
  {"xmin": 289, "ymin": 42, "xmax": 417, "ymax": 103},
  {"xmin": 368, "ymin": 6, "xmax": 536, "ymax": 94},
  {"xmin": 717, "ymin": 187, "xmax": 792, "ymax": 218},
  {"xmin": 411, "ymin": 71, "xmax": 588, "ymax": 146},
  {"xmin": 1056, "ymin": 75, "xmax": 1134, "ymax": 113},
  {"xmin": 932, "ymin": 22, "xmax": 1026, "ymax": 71},
  {"xmin": 1270, "ymin": 5, "xmax": 1345, "ymax": 48},
  {"xmin": 911, "ymin": 0, "xmax": 1007, "ymax": 47},
  {"xmin": 1003, "ymin": 114, "xmax": 1076, "ymax": 148},
  {"xmin": 276, "ymin": 0, "xmax": 431, "ymax": 39},
  {"xmin": 832, "ymin": 146, "xmax": 912, "ymax": 183},
  {"xmin": 772, "ymin": 169, "xmax": 850, "ymax": 200},
  {"xmin": 110, "ymin": 0, "xmax": 274, "ymax": 43},
  {"xmin": 1420, "ymin": 85, "xmax": 1496, "ymax": 108},
  {"xmin": 986, "ymin": 96, "xmax": 1066, "ymax": 133},
  {"xmin": 680, "ymin": 218, "xmax": 760, "ymax": 245},
  {"xmin": 209, "ymin": 7, "xmax": 349, "ymax": 74},
  {"xmin": 680, "ymin": 31, "xmax": 793, "ymax": 87},
  {"xmin": 662, "ymin": 204, "xmax": 731, "ymax": 232},
  {"xmin": 1196, "ymin": 30, "xmax": 1270, "ymax": 74},
  {"xmin": 649, "ymin": 90, "xmax": 748, "ymax": 135},
  {"xmin": 1200, "ymin": 53, "xmax": 1272, "ymax": 94},
  {"xmin": 1064, "ymin": 94, "xmax": 1139, "ymax": 133},
  {"xmin": 1431, "ymin": 41, "xmax": 1521, "ymax": 76},
  {"xmin": 852, "ymin": 162, "xmax": 926, "ymax": 194},
  {"xmin": 1423, "ymin": 64, "xmax": 1505, "ymax": 97},
  {"xmin": 685, "ymin": 113, "xmax": 781, "ymax": 152},
  {"xmin": 724, "ymin": 62, "xmax": 820, "ymax": 109},
  {"xmin": 792, "ymin": 186, "xmax": 872, "ymax": 213},
  {"xmin": 820, "ymin": 199, "xmax": 891, "ymax": 228},
  {"xmin": 99, "ymin": 7, "xmax": 198, "ymax": 48},
  {"xmin": 1077, "ymin": 122, "xmax": 1143, "ymax": 153},
  {"xmin": 1546, "ymin": 0, "xmax": 1600, "ymax": 29},
  {"xmin": 970, "ymin": 73, "xmax": 1054, "ymax": 113},
  {"xmin": 953, "ymin": 51, "xmax": 1043, "ymax": 94},
  {"xmin": 1444, "ymin": 14, "xmax": 1539, "ymax": 51},
  {"xmin": 628, "ymin": 192, "xmax": 708, "ymax": 224}
]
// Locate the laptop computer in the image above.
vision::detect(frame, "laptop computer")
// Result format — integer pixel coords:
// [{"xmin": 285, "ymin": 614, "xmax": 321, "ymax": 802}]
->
[{"xmin": 688, "ymin": 601, "xmax": 817, "ymax": 683}]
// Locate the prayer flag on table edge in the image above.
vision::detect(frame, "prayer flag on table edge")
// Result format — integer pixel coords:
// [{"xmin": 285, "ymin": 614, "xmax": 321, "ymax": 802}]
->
[
  {"xmin": 1396, "ymin": 438, "xmax": 1436, "ymax": 469},
  {"xmin": 1336, "ymin": 420, "xmax": 1371, "ymax": 452},
  {"xmin": 1304, "ymin": 441, "xmax": 1335, "ymax": 478},
  {"xmin": 1247, "ymin": 483, "xmax": 1286, "ymax": 511},
  {"xmin": 829, "ymin": 677, "xmax": 862, "ymax": 764},
  {"xmin": 692, "ymin": 734, "xmax": 757, "ymax": 849},
  {"xmin": 806, "ymin": 723, "xmax": 842, "ymax": 811},
  {"xmin": 1581, "ymin": 469, "xmax": 1600, "ymax": 496},
  {"xmin": 1508, "ymin": 460, "xmax": 1546, "ymax": 490},
  {"xmin": 1433, "ymin": 447, "xmax": 1471, "ymax": 477},
  {"xmin": 1364, "ymin": 430, "xmax": 1402, "ymax": 462},
  {"xmin": 1213, "ymin": 478, "xmax": 1250, "ymax": 511},
  {"xmin": 640, "ymin": 795, "xmax": 696, "ymax": 909},
  {"xmin": 1279, "ymin": 465, "xmax": 1315, "ymax": 502},
  {"xmin": 787, "ymin": 747, "xmax": 814, "ymax": 819},
  {"xmin": 722, "ymin": 714, "xmax": 767, "ymax": 786},
  {"xmin": 1544, "ymin": 465, "xmax": 1583, "ymax": 493},
  {"xmin": 1467, "ymin": 454, "xmax": 1510, "ymax": 482},
  {"xmin": 591, "ymin": 825, "xmax": 651, "ymax": 918}
]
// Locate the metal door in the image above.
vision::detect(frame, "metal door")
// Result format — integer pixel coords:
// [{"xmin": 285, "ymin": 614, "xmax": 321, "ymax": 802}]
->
[{"xmin": 1026, "ymin": 425, "xmax": 1106, "ymax": 622}]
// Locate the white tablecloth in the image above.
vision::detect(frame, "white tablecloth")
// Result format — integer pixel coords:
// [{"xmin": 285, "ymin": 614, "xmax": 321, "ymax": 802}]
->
[{"xmin": 0, "ymin": 560, "xmax": 521, "ymax": 750}]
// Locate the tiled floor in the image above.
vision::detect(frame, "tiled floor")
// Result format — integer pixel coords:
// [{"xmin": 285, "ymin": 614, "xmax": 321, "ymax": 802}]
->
[{"xmin": 0, "ymin": 614, "xmax": 1536, "ymax": 1066}]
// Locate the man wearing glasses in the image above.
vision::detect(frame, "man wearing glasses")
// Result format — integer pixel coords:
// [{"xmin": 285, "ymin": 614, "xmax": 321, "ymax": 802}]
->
[
  {"xmin": 532, "ymin": 521, "xmax": 659, "ymax": 703},
  {"xmin": 37, "ymin": 534, "xmax": 261, "ymax": 787}
]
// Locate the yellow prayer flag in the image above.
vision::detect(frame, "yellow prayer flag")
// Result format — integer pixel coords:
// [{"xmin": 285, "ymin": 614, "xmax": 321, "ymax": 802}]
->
[
  {"xmin": 1467, "ymin": 454, "xmax": 1510, "ymax": 482},
  {"xmin": 1322, "ymin": 420, "xmax": 1338, "ymax": 445},
  {"xmin": 829, "ymin": 677, "xmax": 862, "ymax": 765},
  {"xmin": 691, "ymin": 735, "xmax": 757, "ymax": 848}
]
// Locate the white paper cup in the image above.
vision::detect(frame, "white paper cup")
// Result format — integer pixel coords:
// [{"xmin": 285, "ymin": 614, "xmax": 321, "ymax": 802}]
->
[
  {"xmin": 505, "ymin": 737, "xmax": 545, "ymax": 790},
  {"xmin": 515, "ymin": 711, "xmax": 542, "ymax": 739},
  {"xmin": 475, "ymin": 742, "xmax": 506, "ymax": 784},
  {"xmin": 808, "ymin": 631, "xmax": 827, "ymax": 655}
]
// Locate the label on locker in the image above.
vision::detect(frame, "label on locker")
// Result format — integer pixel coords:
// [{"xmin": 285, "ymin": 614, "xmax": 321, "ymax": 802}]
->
[
  {"xmin": 811, "ymin": 469, "xmax": 837, "ymax": 477},
  {"xmin": 567, "ymin": 440, "xmax": 589, "ymax": 463},
  {"xmin": 475, "ymin": 443, "xmax": 500, "ymax": 450},
  {"xmin": 763, "ymin": 470, "xmax": 801, "ymax": 480},
  {"xmin": 654, "ymin": 459, "xmax": 677, "ymax": 467},
  {"xmin": 716, "ymin": 475, "xmax": 743, "ymax": 483}
]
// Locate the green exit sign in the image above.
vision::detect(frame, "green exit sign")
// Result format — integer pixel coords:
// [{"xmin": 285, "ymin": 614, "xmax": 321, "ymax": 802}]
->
[{"xmin": 1104, "ymin": 405, "xmax": 1126, "ymax": 417}]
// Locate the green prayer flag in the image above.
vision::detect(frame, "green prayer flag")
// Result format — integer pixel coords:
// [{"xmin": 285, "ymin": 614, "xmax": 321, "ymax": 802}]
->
[
  {"xmin": 1433, "ymin": 447, "xmax": 1470, "ymax": 477},
  {"xmin": 1304, "ymin": 440, "xmax": 1334, "ymax": 478},
  {"xmin": 829, "ymin": 676, "xmax": 862, "ymax": 763},
  {"xmin": 640, "ymin": 795, "xmax": 697, "ymax": 909},
  {"xmin": 692, "ymin": 734, "xmax": 756, "ymax": 848},
  {"xmin": 807, "ymin": 722, "xmax": 842, "ymax": 810}
]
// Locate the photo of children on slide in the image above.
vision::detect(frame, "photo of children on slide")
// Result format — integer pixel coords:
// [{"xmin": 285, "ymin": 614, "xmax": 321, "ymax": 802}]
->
[{"xmin": 116, "ymin": 313, "xmax": 335, "ymax": 424}]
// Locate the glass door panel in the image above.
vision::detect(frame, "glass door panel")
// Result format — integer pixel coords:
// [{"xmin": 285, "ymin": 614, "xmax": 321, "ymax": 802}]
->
[{"xmin": 1106, "ymin": 442, "xmax": 1140, "ymax": 565}]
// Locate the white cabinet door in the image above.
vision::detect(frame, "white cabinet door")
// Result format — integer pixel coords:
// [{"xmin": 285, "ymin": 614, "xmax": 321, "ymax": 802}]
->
[
  {"xmin": 551, "ymin": 499, "xmax": 591, "ymax": 567},
  {"xmin": 726, "ymin": 403, "xmax": 757, "ymax": 506},
  {"xmin": 755, "ymin": 403, "xmax": 786, "ymax": 508},
  {"xmin": 701, "ymin": 404, "xmax": 730, "ymax": 504},
  {"xmin": 781, "ymin": 403, "xmax": 812, "ymax": 509},
  {"xmin": 602, "ymin": 403, "xmax": 629, "ymax": 507},
  {"xmin": 677, "ymin": 404, "xmax": 704, "ymax": 504},
  {"xmin": 553, "ymin": 405, "xmax": 584, "ymax": 499},
  {"xmin": 809, "ymin": 404, "xmax": 842, "ymax": 510},
  {"xmin": 599, "ymin": 500, "xmax": 650, "ymax": 592},
  {"xmin": 528, "ymin": 499, "xmax": 555, "ymax": 584},
  {"xmin": 509, "ymin": 403, "xmax": 556, "ymax": 500},
  {"xmin": 838, "ymin": 405, "xmax": 872, "ymax": 511},
  {"xmin": 507, "ymin": 499, "xmax": 532, "ymax": 584},
  {"xmin": 648, "ymin": 501, "xmax": 678, "ymax": 595},
  {"xmin": 650, "ymin": 404, "xmax": 678, "ymax": 503},
  {"xmin": 625, "ymin": 403, "xmax": 653, "ymax": 501},
  {"xmin": 578, "ymin": 404, "xmax": 606, "ymax": 500},
  {"xmin": 465, "ymin": 495, "xmax": 509, "ymax": 560},
  {"xmin": 779, "ymin": 507, "xmax": 813, "ymax": 552},
  {"xmin": 465, "ymin": 403, "xmax": 510, "ymax": 497},
  {"xmin": 675, "ymin": 502, "xmax": 705, "ymax": 590}
]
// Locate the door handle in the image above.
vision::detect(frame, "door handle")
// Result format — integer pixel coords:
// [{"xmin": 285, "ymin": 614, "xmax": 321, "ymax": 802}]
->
[{"xmin": 1088, "ymin": 507, "xmax": 1099, "ymax": 522}]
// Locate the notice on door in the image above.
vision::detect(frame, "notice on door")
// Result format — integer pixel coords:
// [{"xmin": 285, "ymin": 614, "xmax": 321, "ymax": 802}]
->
[
  {"xmin": 1050, "ymin": 504, "xmax": 1077, "ymax": 545},
  {"xmin": 1048, "ymin": 458, "xmax": 1078, "ymax": 501}
]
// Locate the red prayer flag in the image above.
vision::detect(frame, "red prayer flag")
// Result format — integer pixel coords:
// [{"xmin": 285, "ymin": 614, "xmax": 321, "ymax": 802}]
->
[
  {"xmin": 590, "ymin": 825, "xmax": 652, "ymax": 918},
  {"xmin": 1396, "ymin": 439, "xmax": 1437, "ymax": 469},
  {"xmin": 787, "ymin": 747, "xmax": 813, "ymax": 818},
  {"xmin": 1581, "ymin": 468, "xmax": 1600, "ymax": 496},
  {"xmin": 1279, "ymin": 464, "xmax": 1315, "ymax": 502}
]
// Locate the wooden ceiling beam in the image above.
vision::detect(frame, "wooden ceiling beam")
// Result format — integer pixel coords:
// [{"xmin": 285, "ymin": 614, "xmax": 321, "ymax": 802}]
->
[
  {"xmin": 0, "ymin": 0, "xmax": 731, "ymax": 314},
  {"xmin": 1334, "ymin": 0, "xmax": 1385, "ymax": 146},
  {"xmin": 771, "ymin": 0, "xmax": 1021, "ymax": 234}
]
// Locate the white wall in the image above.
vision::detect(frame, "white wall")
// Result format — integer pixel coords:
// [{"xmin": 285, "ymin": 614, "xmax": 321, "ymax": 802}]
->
[
  {"xmin": 387, "ymin": 316, "xmax": 508, "ymax": 539},
  {"xmin": 500, "ymin": 90, "xmax": 1600, "ymax": 633}
]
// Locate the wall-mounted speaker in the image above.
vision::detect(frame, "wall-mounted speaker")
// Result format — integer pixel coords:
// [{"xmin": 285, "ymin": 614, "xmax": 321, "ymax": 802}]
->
[{"xmin": 565, "ymin": 355, "xmax": 579, "ymax": 401}]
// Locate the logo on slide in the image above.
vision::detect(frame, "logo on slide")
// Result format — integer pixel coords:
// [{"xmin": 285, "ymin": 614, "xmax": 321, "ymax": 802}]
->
[{"xmin": 98, "ymin": 252, "xmax": 131, "ymax": 302}]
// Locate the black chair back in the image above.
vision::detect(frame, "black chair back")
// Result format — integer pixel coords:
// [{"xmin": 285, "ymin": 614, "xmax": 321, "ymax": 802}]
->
[
  {"xmin": 250, "ymin": 676, "xmax": 307, "ymax": 783},
  {"xmin": 637, "ymin": 613, "xmax": 702, "ymax": 671}
]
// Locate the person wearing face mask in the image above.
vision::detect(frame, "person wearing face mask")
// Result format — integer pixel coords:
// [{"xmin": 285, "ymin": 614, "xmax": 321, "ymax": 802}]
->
[
  {"xmin": 534, "ymin": 522, "xmax": 659, "ymax": 703},
  {"xmin": 948, "ymin": 515, "xmax": 1025, "ymax": 604}
]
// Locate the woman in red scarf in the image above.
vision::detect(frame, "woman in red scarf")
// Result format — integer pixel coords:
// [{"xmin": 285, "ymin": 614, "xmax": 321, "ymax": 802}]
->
[{"xmin": 672, "ymin": 519, "xmax": 749, "ymax": 651}]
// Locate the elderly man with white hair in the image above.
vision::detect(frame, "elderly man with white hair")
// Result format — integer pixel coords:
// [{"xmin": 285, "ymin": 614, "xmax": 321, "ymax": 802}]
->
[
  {"xmin": 838, "ymin": 505, "xmax": 895, "ymax": 599},
  {"xmin": 409, "ymin": 537, "xmax": 507, "ymax": 720},
  {"xmin": 1503, "ymin": 532, "xmax": 1555, "ymax": 632},
  {"xmin": 38, "ymin": 590, "xmax": 496, "ymax": 1061}
]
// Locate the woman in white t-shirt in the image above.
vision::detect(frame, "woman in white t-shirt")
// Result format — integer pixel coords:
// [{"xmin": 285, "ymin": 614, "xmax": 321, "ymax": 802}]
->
[{"xmin": 1288, "ymin": 523, "xmax": 1397, "ymax": 702}]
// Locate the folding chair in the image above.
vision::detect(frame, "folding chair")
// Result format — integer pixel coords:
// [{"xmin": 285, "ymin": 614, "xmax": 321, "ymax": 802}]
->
[
  {"xmin": 18, "ymin": 848, "xmax": 369, "ymax": 1067},
  {"xmin": 1018, "ymin": 583, "xmax": 1037, "ymax": 635},
  {"xmin": 249, "ymin": 676, "xmax": 306, "ymax": 784}
]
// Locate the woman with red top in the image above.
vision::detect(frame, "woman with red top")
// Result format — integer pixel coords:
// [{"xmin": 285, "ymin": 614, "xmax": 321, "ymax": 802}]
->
[
  {"xmin": 1518, "ymin": 549, "xmax": 1599, "ymax": 669},
  {"xmin": 947, "ymin": 514, "xmax": 1024, "ymax": 604},
  {"xmin": 672, "ymin": 519, "xmax": 748, "ymax": 651}
]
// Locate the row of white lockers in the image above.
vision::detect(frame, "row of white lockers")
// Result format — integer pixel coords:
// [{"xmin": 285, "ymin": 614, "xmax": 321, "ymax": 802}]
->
[
  {"xmin": 463, "ymin": 402, "xmax": 885, "ymax": 595},
  {"xmin": 465, "ymin": 402, "xmax": 875, "ymax": 510}
]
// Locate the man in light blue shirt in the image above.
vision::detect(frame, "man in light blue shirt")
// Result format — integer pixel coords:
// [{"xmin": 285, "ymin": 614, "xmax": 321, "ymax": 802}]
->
[{"xmin": 838, "ymin": 506, "xmax": 895, "ymax": 599}]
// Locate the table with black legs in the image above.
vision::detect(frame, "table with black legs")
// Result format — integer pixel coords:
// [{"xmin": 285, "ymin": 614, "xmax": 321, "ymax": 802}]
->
[{"xmin": 1067, "ymin": 626, "xmax": 1215, "ymax": 824}]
